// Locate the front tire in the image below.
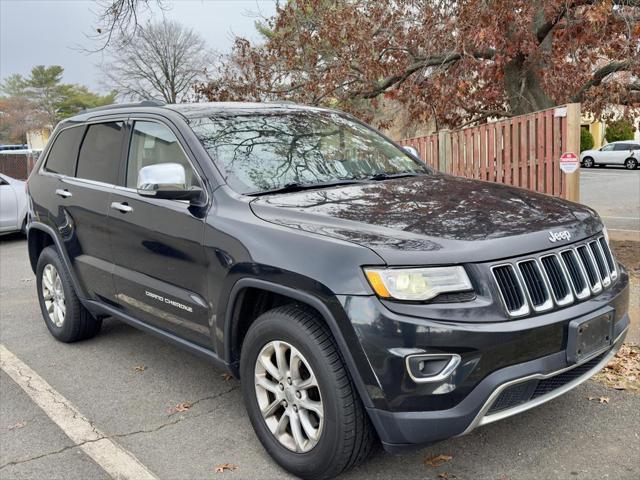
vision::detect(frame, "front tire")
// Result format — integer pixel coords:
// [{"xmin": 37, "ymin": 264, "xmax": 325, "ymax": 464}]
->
[
  {"xmin": 36, "ymin": 246, "xmax": 102, "ymax": 342},
  {"xmin": 582, "ymin": 156, "xmax": 595, "ymax": 168},
  {"xmin": 625, "ymin": 158, "xmax": 638, "ymax": 170},
  {"xmin": 240, "ymin": 305, "xmax": 375, "ymax": 480}
]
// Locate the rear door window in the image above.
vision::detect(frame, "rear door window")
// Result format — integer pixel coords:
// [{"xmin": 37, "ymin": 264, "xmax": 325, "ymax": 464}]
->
[
  {"xmin": 44, "ymin": 126, "xmax": 85, "ymax": 176},
  {"xmin": 613, "ymin": 143, "xmax": 630, "ymax": 151},
  {"xmin": 76, "ymin": 122, "xmax": 124, "ymax": 184}
]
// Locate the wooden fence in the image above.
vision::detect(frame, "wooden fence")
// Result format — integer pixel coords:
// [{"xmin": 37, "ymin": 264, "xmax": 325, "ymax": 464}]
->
[
  {"xmin": 400, "ymin": 104, "xmax": 581, "ymax": 201},
  {"xmin": 0, "ymin": 153, "xmax": 39, "ymax": 180}
]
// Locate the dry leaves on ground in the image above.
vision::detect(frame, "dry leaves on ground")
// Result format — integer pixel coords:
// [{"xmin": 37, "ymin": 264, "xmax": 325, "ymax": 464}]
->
[
  {"xmin": 424, "ymin": 454, "xmax": 453, "ymax": 468},
  {"xmin": 214, "ymin": 463, "xmax": 237, "ymax": 473},
  {"xmin": 166, "ymin": 401, "xmax": 192, "ymax": 415},
  {"xmin": 221, "ymin": 373, "xmax": 234, "ymax": 382},
  {"xmin": 593, "ymin": 343, "xmax": 640, "ymax": 392},
  {"xmin": 588, "ymin": 396, "xmax": 610, "ymax": 404},
  {"xmin": 133, "ymin": 365, "xmax": 147, "ymax": 372}
]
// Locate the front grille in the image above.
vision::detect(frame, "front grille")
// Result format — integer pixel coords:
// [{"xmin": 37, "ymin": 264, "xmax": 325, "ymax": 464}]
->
[
  {"xmin": 577, "ymin": 245, "xmax": 601, "ymax": 292},
  {"xmin": 492, "ymin": 265, "xmax": 529, "ymax": 316},
  {"xmin": 487, "ymin": 352, "xmax": 608, "ymax": 414},
  {"xmin": 598, "ymin": 237, "xmax": 617, "ymax": 279},
  {"xmin": 560, "ymin": 250, "xmax": 589, "ymax": 298},
  {"xmin": 492, "ymin": 235, "xmax": 616, "ymax": 317},
  {"xmin": 540, "ymin": 255, "xmax": 571, "ymax": 305},
  {"xmin": 518, "ymin": 260, "xmax": 551, "ymax": 311}
]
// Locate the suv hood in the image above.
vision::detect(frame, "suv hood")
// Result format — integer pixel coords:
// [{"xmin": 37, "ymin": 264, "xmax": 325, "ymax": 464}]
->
[{"xmin": 250, "ymin": 174, "xmax": 602, "ymax": 265}]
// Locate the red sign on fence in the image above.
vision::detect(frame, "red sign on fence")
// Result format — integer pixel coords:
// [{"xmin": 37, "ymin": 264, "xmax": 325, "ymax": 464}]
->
[{"xmin": 559, "ymin": 152, "xmax": 579, "ymax": 174}]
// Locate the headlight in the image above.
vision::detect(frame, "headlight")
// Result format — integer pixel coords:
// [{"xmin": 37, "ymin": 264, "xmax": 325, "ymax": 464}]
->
[{"xmin": 364, "ymin": 266, "xmax": 472, "ymax": 301}]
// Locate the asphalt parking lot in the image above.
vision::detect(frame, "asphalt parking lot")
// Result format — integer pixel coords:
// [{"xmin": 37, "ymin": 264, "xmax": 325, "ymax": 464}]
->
[
  {"xmin": 1, "ymin": 234, "xmax": 639, "ymax": 480},
  {"xmin": 580, "ymin": 167, "xmax": 640, "ymax": 237}
]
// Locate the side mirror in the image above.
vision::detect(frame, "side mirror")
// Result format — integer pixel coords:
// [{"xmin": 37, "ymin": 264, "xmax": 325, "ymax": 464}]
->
[
  {"xmin": 403, "ymin": 146, "xmax": 420, "ymax": 159},
  {"xmin": 137, "ymin": 163, "xmax": 203, "ymax": 202}
]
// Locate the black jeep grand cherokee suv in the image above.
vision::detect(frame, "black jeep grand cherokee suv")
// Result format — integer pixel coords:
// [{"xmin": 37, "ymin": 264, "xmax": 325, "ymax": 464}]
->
[{"xmin": 27, "ymin": 102, "xmax": 629, "ymax": 479}]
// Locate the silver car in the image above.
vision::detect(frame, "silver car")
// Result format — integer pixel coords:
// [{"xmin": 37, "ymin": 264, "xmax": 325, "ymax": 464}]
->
[
  {"xmin": 0, "ymin": 173, "xmax": 28, "ymax": 235},
  {"xmin": 580, "ymin": 140, "xmax": 640, "ymax": 169}
]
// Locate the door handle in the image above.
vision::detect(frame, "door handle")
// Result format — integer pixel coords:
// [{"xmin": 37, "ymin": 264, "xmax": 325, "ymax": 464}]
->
[
  {"xmin": 55, "ymin": 189, "xmax": 72, "ymax": 198},
  {"xmin": 110, "ymin": 202, "xmax": 133, "ymax": 214}
]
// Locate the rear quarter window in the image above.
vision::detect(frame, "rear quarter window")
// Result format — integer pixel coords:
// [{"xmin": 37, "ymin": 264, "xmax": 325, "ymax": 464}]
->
[
  {"xmin": 76, "ymin": 122, "xmax": 124, "ymax": 184},
  {"xmin": 44, "ymin": 126, "xmax": 85, "ymax": 176}
]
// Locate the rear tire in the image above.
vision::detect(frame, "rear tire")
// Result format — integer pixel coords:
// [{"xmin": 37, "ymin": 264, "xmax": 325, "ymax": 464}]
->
[
  {"xmin": 240, "ymin": 305, "xmax": 376, "ymax": 480},
  {"xmin": 582, "ymin": 156, "xmax": 594, "ymax": 168},
  {"xmin": 36, "ymin": 246, "xmax": 102, "ymax": 342},
  {"xmin": 625, "ymin": 158, "xmax": 638, "ymax": 170}
]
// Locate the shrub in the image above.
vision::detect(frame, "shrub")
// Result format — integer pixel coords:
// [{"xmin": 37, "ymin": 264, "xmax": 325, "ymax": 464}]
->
[
  {"xmin": 605, "ymin": 120, "xmax": 634, "ymax": 143},
  {"xmin": 580, "ymin": 128, "xmax": 594, "ymax": 152}
]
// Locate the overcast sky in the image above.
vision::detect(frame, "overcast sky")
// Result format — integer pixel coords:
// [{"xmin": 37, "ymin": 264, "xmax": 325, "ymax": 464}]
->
[{"xmin": 0, "ymin": 0, "xmax": 277, "ymax": 92}]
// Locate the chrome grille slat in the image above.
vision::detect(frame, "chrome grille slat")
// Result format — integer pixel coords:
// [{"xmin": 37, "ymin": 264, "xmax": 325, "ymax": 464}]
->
[
  {"xmin": 598, "ymin": 237, "xmax": 617, "ymax": 280},
  {"xmin": 492, "ymin": 235, "xmax": 617, "ymax": 317},
  {"xmin": 539, "ymin": 254, "xmax": 574, "ymax": 306},
  {"xmin": 559, "ymin": 249, "xmax": 590, "ymax": 300},
  {"xmin": 517, "ymin": 260, "xmax": 553, "ymax": 312},
  {"xmin": 590, "ymin": 240, "xmax": 611, "ymax": 287},
  {"xmin": 492, "ymin": 264, "xmax": 530, "ymax": 317},
  {"xmin": 576, "ymin": 245, "xmax": 603, "ymax": 294}
]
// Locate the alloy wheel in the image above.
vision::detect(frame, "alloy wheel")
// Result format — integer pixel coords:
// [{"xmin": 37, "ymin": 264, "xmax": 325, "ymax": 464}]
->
[
  {"xmin": 42, "ymin": 264, "xmax": 66, "ymax": 327},
  {"xmin": 625, "ymin": 159, "xmax": 637, "ymax": 170},
  {"xmin": 254, "ymin": 340, "xmax": 324, "ymax": 453}
]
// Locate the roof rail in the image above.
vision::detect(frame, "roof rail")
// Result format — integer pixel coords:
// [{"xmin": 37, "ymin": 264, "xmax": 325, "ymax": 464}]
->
[{"xmin": 80, "ymin": 100, "xmax": 166, "ymax": 114}]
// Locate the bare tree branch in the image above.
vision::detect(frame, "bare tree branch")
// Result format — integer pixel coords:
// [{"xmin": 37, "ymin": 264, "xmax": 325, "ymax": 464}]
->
[
  {"xmin": 101, "ymin": 19, "xmax": 211, "ymax": 103},
  {"xmin": 571, "ymin": 60, "xmax": 633, "ymax": 102}
]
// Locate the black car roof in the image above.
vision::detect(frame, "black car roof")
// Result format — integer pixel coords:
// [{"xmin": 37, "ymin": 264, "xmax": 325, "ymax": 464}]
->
[{"xmin": 67, "ymin": 101, "xmax": 331, "ymax": 123}]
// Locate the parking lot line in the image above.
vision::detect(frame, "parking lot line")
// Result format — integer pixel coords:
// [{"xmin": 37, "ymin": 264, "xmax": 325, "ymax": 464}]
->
[{"xmin": 0, "ymin": 344, "xmax": 158, "ymax": 480}]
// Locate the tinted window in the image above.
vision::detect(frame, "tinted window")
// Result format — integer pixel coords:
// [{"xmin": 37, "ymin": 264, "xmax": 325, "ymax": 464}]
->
[
  {"xmin": 126, "ymin": 121, "xmax": 197, "ymax": 189},
  {"xmin": 631, "ymin": 144, "xmax": 640, "ymax": 150},
  {"xmin": 44, "ymin": 126, "xmax": 84, "ymax": 176},
  {"xmin": 76, "ymin": 122, "xmax": 124, "ymax": 184},
  {"xmin": 613, "ymin": 143, "xmax": 630, "ymax": 151},
  {"xmin": 601, "ymin": 144, "xmax": 615, "ymax": 151}
]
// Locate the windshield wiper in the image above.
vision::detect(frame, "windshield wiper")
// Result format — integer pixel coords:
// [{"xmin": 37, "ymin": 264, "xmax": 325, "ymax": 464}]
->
[
  {"xmin": 366, "ymin": 171, "xmax": 423, "ymax": 181},
  {"xmin": 247, "ymin": 179, "xmax": 362, "ymax": 196}
]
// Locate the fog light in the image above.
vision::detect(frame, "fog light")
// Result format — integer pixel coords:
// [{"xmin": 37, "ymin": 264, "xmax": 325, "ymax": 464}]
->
[{"xmin": 405, "ymin": 353, "xmax": 461, "ymax": 383}]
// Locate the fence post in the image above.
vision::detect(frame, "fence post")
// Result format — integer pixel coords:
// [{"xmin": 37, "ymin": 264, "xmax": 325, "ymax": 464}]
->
[
  {"xmin": 565, "ymin": 103, "xmax": 581, "ymax": 202},
  {"xmin": 438, "ymin": 129, "xmax": 451, "ymax": 173}
]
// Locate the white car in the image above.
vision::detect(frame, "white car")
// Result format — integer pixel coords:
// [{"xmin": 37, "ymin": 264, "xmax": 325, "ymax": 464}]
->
[
  {"xmin": 580, "ymin": 140, "xmax": 640, "ymax": 169},
  {"xmin": 0, "ymin": 173, "xmax": 28, "ymax": 235}
]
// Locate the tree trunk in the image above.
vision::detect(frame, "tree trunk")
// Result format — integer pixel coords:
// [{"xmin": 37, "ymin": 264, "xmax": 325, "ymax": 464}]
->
[{"xmin": 504, "ymin": 54, "xmax": 554, "ymax": 115}]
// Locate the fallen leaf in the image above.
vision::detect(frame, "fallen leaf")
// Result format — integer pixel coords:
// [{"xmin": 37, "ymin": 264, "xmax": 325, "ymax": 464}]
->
[
  {"xmin": 587, "ymin": 396, "xmax": 609, "ymax": 404},
  {"xmin": 593, "ymin": 344, "xmax": 640, "ymax": 392},
  {"xmin": 221, "ymin": 373, "xmax": 233, "ymax": 382},
  {"xmin": 214, "ymin": 463, "xmax": 237, "ymax": 473},
  {"xmin": 438, "ymin": 472, "xmax": 457, "ymax": 479},
  {"xmin": 7, "ymin": 421, "xmax": 26, "ymax": 431},
  {"xmin": 424, "ymin": 454, "xmax": 453, "ymax": 468},
  {"xmin": 166, "ymin": 401, "xmax": 192, "ymax": 415},
  {"xmin": 133, "ymin": 365, "xmax": 147, "ymax": 372}
]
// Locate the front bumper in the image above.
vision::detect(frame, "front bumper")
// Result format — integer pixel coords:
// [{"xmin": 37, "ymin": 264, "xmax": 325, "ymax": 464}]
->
[{"xmin": 339, "ymin": 268, "xmax": 630, "ymax": 451}]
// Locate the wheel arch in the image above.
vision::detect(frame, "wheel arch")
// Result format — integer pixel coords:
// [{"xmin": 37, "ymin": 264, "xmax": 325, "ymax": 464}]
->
[
  {"xmin": 224, "ymin": 278, "xmax": 375, "ymax": 409},
  {"xmin": 27, "ymin": 222, "xmax": 87, "ymax": 300}
]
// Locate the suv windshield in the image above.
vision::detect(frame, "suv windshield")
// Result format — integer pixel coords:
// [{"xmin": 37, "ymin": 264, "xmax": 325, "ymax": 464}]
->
[{"xmin": 190, "ymin": 111, "xmax": 428, "ymax": 194}]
